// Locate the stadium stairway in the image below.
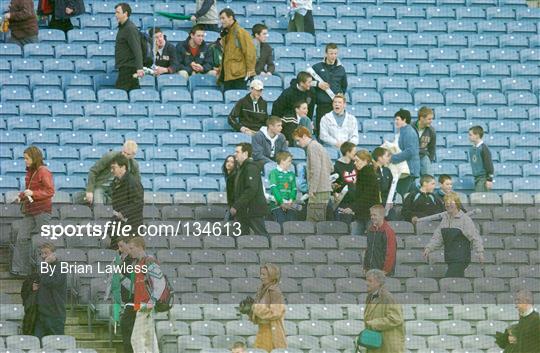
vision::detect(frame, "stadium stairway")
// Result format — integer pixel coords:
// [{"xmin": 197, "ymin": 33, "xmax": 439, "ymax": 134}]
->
[{"xmin": 0, "ymin": 247, "xmax": 124, "ymax": 353}]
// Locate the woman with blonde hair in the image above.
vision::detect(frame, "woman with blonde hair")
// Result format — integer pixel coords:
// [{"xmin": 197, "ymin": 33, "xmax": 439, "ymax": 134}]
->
[
  {"xmin": 250, "ymin": 263, "xmax": 287, "ymax": 352},
  {"xmin": 338, "ymin": 149, "xmax": 382, "ymax": 235},
  {"xmin": 424, "ymin": 192, "xmax": 484, "ymax": 278}
]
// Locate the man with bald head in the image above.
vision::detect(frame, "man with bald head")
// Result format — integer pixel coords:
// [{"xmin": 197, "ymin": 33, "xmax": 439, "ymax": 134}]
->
[{"xmin": 84, "ymin": 140, "xmax": 140, "ymax": 204}]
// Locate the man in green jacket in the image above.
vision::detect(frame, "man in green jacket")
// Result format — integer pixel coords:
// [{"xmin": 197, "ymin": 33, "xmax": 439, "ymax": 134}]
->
[{"xmin": 84, "ymin": 140, "xmax": 140, "ymax": 204}]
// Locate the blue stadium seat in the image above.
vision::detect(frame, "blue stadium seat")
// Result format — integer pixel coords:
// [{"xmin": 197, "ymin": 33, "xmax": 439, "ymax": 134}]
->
[
  {"xmin": 478, "ymin": 21, "xmax": 507, "ymax": 34},
  {"xmin": 396, "ymin": 48, "xmax": 428, "ymax": 62},
  {"xmin": 166, "ymin": 161, "xmax": 199, "ymax": 177},
  {"xmin": 507, "ymin": 21, "xmax": 537, "ymax": 35},
  {"xmin": 500, "ymin": 149, "xmax": 530, "ymax": 162},
  {"xmin": 0, "ymin": 131, "xmax": 25, "ymax": 144},
  {"xmin": 0, "ymin": 175, "xmax": 20, "ymax": 191},
  {"xmin": 79, "ymin": 146, "xmax": 108, "ymax": 160},
  {"xmin": 429, "ymin": 48, "xmax": 460, "ymax": 63},
  {"xmin": 447, "ymin": 135, "xmax": 470, "ymax": 147},
  {"xmin": 0, "ymin": 102, "xmax": 19, "ymax": 116},
  {"xmin": 262, "ymin": 89, "xmax": 281, "ymax": 103},
  {"xmin": 438, "ymin": 34, "xmax": 469, "ymax": 48},
  {"xmin": 94, "ymin": 73, "xmax": 118, "ymax": 90},
  {"xmin": 177, "ymin": 104, "xmax": 212, "ymax": 120},
  {"xmin": 193, "ymin": 89, "xmax": 224, "ymax": 103},
  {"xmin": 153, "ymin": 2, "xmax": 184, "ymax": 14},
  {"xmin": 513, "ymin": 178, "xmax": 539, "ymax": 192},
  {"xmin": 189, "ymin": 132, "xmax": 222, "ymax": 147},
  {"xmin": 186, "ymin": 177, "xmax": 220, "ymax": 193},
  {"xmin": 348, "ymin": 77, "xmax": 376, "ymax": 91},
  {"xmin": 161, "ymin": 89, "xmax": 192, "ymax": 103},
  {"xmin": 129, "ymin": 89, "xmax": 160, "ymax": 103},
  {"xmin": 265, "ymin": 18, "xmax": 288, "ymax": 32},
  {"xmin": 55, "ymin": 43, "xmax": 87, "ymax": 59},
  {"xmin": 510, "ymin": 135, "xmax": 540, "ymax": 149},
  {"xmin": 43, "ymin": 58, "xmax": 75, "ymax": 74},
  {"xmin": 275, "ymin": 47, "xmax": 305, "ymax": 62},
  {"xmin": 367, "ymin": 47, "xmax": 397, "ymax": 62},
  {"xmin": 438, "ymin": 148, "xmax": 468, "ymax": 162},
  {"xmin": 508, "ymin": 92, "xmax": 538, "ymax": 106},
  {"xmin": 224, "ymin": 90, "xmax": 248, "ymax": 104},
  {"xmin": 521, "ymin": 121, "xmax": 540, "ymax": 135},
  {"xmin": 0, "ymin": 73, "xmax": 29, "ymax": 87},
  {"xmin": 29, "ymin": 73, "xmax": 62, "ymax": 89},
  {"xmin": 414, "ymin": 90, "xmax": 445, "ymax": 105},
  {"xmin": 84, "ymin": 103, "xmax": 116, "ymax": 117},
  {"xmin": 255, "ymin": 75, "xmax": 282, "ymax": 89},
  {"xmin": 23, "ymin": 43, "xmax": 54, "ymax": 59},
  {"xmin": 450, "ymin": 63, "xmax": 480, "ymax": 77},
  {"xmin": 456, "ymin": 7, "xmax": 485, "ymax": 19},
  {"xmin": 285, "ymin": 33, "xmax": 315, "ymax": 47},
  {"xmin": 145, "ymin": 147, "xmax": 178, "ymax": 161},
  {"xmin": 221, "ymin": 132, "xmax": 251, "ymax": 147},
  {"xmin": 202, "ymin": 118, "xmax": 228, "ymax": 133},
  {"xmin": 170, "ymin": 118, "xmax": 202, "ymax": 132},
  {"xmin": 419, "ymin": 63, "xmax": 449, "ymax": 76},
  {"xmin": 459, "ymin": 48, "xmax": 490, "ymax": 63},
  {"xmin": 501, "ymin": 78, "xmax": 531, "ymax": 93},
  {"xmin": 75, "ymin": 59, "xmax": 107, "ymax": 75},
  {"xmin": 439, "ymin": 77, "xmax": 469, "ymax": 92},
  {"xmin": 480, "ymin": 63, "xmax": 511, "ymax": 77},
  {"xmin": 210, "ymin": 147, "xmax": 235, "ymax": 161},
  {"xmin": 153, "ymin": 176, "xmax": 186, "ymax": 192},
  {"xmin": 66, "ymin": 88, "xmax": 96, "ymax": 102},
  {"xmin": 494, "ymin": 162, "xmax": 522, "ymax": 176},
  {"xmin": 469, "ymin": 77, "xmax": 501, "ymax": 92},
  {"xmin": 142, "ymin": 17, "xmax": 172, "ymax": 30},
  {"xmin": 26, "ymin": 131, "xmax": 58, "ymax": 145},
  {"xmin": 59, "ymin": 131, "xmax": 92, "ymax": 145},
  {"xmin": 466, "ymin": 107, "xmax": 497, "ymax": 120},
  {"xmin": 477, "ymin": 91, "xmax": 507, "ymax": 106},
  {"xmin": 61, "ymin": 73, "xmax": 93, "ymax": 90},
  {"xmin": 0, "ymin": 87, "xmax": 32, "ymax": 102},
  {"xmin": 351, "ymin": 90, "xmax": 382, "ymax": 104},
  {"xmin": 448, "ymin": 20, "xmax": 478, "ymax": 33},
  {"xmin": 499, "ymin": 34, "xmax": 530, "ymax": 49},
  {"xmin": 198, "ymin": 161, "xmax": 224, "ymax": 178},
  {"xmin": 148, "ymin": 104, "xmax": 179, "ymax": 118},
  {"xmin": 362, "ymin": 120, "xmax": 393, "ymax": 133},
  {"xmin": 6, "ymin": 117, "xmax": 39, "ymax": 130},
  {"xmin": 188, "ymin": 75, "xmax": 217, "ymax": 91},
  {"xmin": 11, "ymin": 58, "xmax": 43, "ymax": 73},
  {"xmin": 97, "ymin": 29, "xmax": 118, "ymax": 44},
  {"xmin": 485, "ymin": 134, "xmax": 510, "ymax": 148},
  {"xmin": 68, "ymin": 29, "xmax": 98, "ymax": 43},
  {"xmin": 445, "ymin": 90, "xmax": 476, "ymax": 105},
  {"xmin": 358, "ymin": 62, "xmax": 388, "ymax": 77},
  {"xmin": 87, "ymin": 44, "xmax": 115, "ymax": 60},
  {"xmin": 106, "ymin": 117, "xmax": 137, "ymax": 131},
  {"xmin": 51, "ymin": 103, "xmax": 83, "ymax": 117},
  {"xmin": 469, "ymin": 34, "xmax": 500, "ymax": 49},
  {"xmin": 155, "ymin": 132, "xmax": 189, "ymax": 147},
  {"xmin": 407, "ymin": 77, "xmax": 438, "ymax": 92},
  {"xmin": 489, "ymin": 49, "xmax": 520, "ymax": 64},
  {"xmin": 377, "ymin": 77, "xmax": 407, "ymax": 91},
  {"xmin": 125, "ymin": 132, "xmax": 156, "ymax": 147},
  {"xmin": 0, "ymin": 43, "xmax": 22, "ymax": 59},
  {"xmin": 97, "ymin": 89, "xmax": 128, "ymax": 103},
  {"xmin": 19, "ymin": 102, "xmax": 51, "ymax": 116},
  {"xmin": 326, "ymin": 19, "xmax": 357, "ymax": 33},
  {"xmin": 347, "ymin": 33, "xmax": 377, "ymax": 47},
  {"xmin": 383, "ymin": 90, "xmax": 413, "ymax": 105},
  {"xmin": 79, "ymin": 15, "xmax": 110, "ymax": 29},
  {"xmin": 73, "ymin": 117, "xmax": 104, "ymax": 131},
  {"xmin": 512, "ymin": 64, "xmax": 540, "ymax": 77},
  {"xmin": 489, "ymin": 121, "xmax": 520, "ymax": 134},
  {"xmin": 92, "ymin": 131, "xmax": 124, "ymax": 146},
  {"xmin": 33, "ymin": 87, "xmax": 65, "ymax": 103},
  {"xmin": 178, "ymin": 147, "xmax": 210, "ymax": 161},
  {"xmin": 336, "ymin": 4, "xmax": 365, "ymax": 17},
  {"xmin": 137, "ymin": 118, "xmax": 169, "ymax": 131},
  {"xmin": 523, "ymin": 164, "xmax": 540, "ymax": 177},
  {"xmin": 38, "ymin": 29, "xmax": 66, "ymax": 44},
  {"xmin": 316, "ymin": 33, "xmax": 346, "ymax": 46},
  {"xmin": 432, "ymin": 162, "xmax": 459, "ymax": 176}
]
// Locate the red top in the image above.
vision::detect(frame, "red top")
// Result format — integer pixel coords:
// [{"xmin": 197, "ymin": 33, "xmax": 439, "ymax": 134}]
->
[
  {"xmin": 189, "ymin": 45, "xmax": 200, "ymax": 58},
  {"xmin": 19, "ymin": 166, "xmax": 54, "ymax": 215}
]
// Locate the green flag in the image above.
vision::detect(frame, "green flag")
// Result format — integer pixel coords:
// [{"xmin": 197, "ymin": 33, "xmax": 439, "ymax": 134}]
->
[{"xmin": 155, "ymin": 11, "xmax": 191, "ymax": 21}]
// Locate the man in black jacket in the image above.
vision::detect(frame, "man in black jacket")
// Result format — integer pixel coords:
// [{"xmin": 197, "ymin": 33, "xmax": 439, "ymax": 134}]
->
[
  {"xmin": 177, "ymin": 24, "xmax": 212, "ymax": 79},
  {"xmin": 311, "ymin": 43, "xmax": 348, "ymax": 134},
  {"xmin": 228, "ymin": 79, "xmax": 269, "ymax": 135},
  {"xmin": 401, "ymin": 174, "xmax": 444, "ymax": 224},
  {"xmin": 114, "ymin": 3, "xmax": 144, "ymax": 91},
  {"xmin": 413, "ymin": 106, "xmax": 436, "ymax": 177},
  {"xmin": 252, "ymin": 23, "xmax": 275, "ymax": 76},
  {"xmin": 110, "ymin": 153, "xmax": 144, "ymax": 243},
  {"xmin": 150, "ymin": 28, "xmax": 180, "ymax": 76},
  {"xmin": 272, "ymin": 71, "xmax": 316, "ymax": 121},
  {"xmin": 34, "ymin": 242, "xmax": 67, "ymax": 338},
  {"xmin": 230, "ymin": 143, "xmax": 269, "ymax": 237}
]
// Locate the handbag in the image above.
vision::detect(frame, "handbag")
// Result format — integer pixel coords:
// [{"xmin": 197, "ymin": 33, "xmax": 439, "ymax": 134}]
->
[
  {"xmin": 1, "ymin": 19, "xmax": 9, "ymax": 33},
  {"xmin": 356, "ymin": 329, "xmax": 383, "ymax": 350}
]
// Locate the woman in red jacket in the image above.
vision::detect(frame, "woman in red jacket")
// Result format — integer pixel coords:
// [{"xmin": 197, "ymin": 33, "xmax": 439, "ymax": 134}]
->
[{"xmin": 11, "ymin": 146, "xmax": 55, "ymax": 277}]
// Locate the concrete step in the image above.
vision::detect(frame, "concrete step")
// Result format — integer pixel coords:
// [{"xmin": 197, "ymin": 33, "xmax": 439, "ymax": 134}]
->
[
  {"xmin": 78, "ymin": 339, "xmax": 123, "ymax": 349},
  {"xmin": 2, "ymin": 279, "xmax": 24, "ymax": 294}
]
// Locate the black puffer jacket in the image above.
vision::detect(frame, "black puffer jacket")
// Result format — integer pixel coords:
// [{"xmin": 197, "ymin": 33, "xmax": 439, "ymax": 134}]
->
[{"xmin": 271, "ymin": 79, "xmax": 316, "ymax": 119}]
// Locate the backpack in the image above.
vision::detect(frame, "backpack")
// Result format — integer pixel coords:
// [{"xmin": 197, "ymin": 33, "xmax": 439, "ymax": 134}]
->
[
  {"xmin": 143, "ymin": 256, "xmax": 174, "ymax": 312},
  {"xmin": 139, "ymin": 31, "xmax": 153, "ymax": 68}
]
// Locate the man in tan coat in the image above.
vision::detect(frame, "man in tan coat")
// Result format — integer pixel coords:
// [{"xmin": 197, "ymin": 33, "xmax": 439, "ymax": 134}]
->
[
  {"xmin": 364, "ymin": 269, "xmax": 405, "ymax": 353},
  {"xmin": 218, "ymin": 8, "xmax": 256, "ymax": 91},
  {"xmin": 293, "ymin": 126, "xmax": 333, "ymax": 222}
]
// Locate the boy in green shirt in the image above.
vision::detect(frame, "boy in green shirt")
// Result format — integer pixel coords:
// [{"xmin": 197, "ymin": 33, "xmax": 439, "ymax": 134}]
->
[{"xmin": 268, "ymin": 151, "xmax": 299, "ymax": 224}]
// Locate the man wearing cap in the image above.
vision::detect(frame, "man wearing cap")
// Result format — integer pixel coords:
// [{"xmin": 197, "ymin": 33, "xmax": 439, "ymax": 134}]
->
[{"xmin": 228, "ymin": 79, "xmax": 269, "ymax": 136}]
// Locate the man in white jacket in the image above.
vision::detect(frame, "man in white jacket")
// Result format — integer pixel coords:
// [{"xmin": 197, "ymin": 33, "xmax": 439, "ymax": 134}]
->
[{"xmin": 319, "ymin": 94, "xmax": 359, "ymax": 148}]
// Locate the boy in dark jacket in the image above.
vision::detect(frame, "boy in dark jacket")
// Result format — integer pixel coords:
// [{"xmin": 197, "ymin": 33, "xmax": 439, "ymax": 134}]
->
[
  {"xmin": 413, "ymin": 106, "xmax": 436, "ymax": 177},
  {"xmin": 468, "ymin": 126, "xmax": 494, "ymax": 192},
  {"xmin": 252, "ymin": 116, "xmax": 289, "ymax": 168},
  {"xmin": 272, "ymin": 72, "xmax": 316, "ymax": 121},
  {"xmin": 228, "ymin": 79, "xmax": 269, "ymax": 135},
  {"xmin": 311, "ymin": 43, "xmax": 348, "ymax": 134},
  {"xmin": 252, "ymin": 23, "xmax": 275, "ymax": 75},
  {"xmin": 176, "ymin": 24, "xmax": 212, "ymax": 79},
  {"xmin": 364, "ymin": 205, "xmax": 397, "ymax": 276},
  {"xmin": 34, "ymin": 242, "xmax": 67, "ymax": 338},
  {"xmin": 402, "ymin": 174, "xmax": 444, "ymax": 223},
  {"xmin": 372, "ymin": 147, "xmax": 394, "ymax": 207},
  {"xmin": 333, "ymin": 142, "xmax": 357, "ymax": 222},
  {"xmin": 230, "ymin": 143, "xmax": 269, "ymax": 236},
  {"xmin": 150, "ymin": 28, "xmax": 180, "ymax": 75}
]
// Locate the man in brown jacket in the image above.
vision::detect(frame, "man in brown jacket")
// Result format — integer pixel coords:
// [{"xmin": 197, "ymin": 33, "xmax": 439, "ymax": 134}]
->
[
  {"xmin": 293, "ymin": 126, "xmax": 332, "ymax": 222},
  {"xmin": 4, "ymin": 0, "xmax": 38, "ymax": 46},
  {"xmin": 364, "ymin": 269, "xmax": 405, "ymax": 353},
  {"xmin": 218, "ymin": 8, "xmax": 256, "ymax": 91}
]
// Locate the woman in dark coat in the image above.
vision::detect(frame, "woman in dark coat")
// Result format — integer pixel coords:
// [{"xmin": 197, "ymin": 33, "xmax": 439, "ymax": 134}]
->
[
  {"xmin": 338, "ymin": 149, "xmax": 381, "ymax": 235},
  {"xmin": 47, "ymin": 0, "xmax": 85, "ymax": 33},
  {"xmin": 223, "ymin": 155, "xmax": 237, "ymax": 220}
]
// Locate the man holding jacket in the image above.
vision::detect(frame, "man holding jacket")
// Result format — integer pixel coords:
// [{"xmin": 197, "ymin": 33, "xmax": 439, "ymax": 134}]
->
[
  {"xmin": 218, "ymin": 9, "xmax": 256, "ymax": 91},
  {"xmin": 114, "ymin": 3, "xmax": 144, "ymax": 91},
  {"xmin": 230, "ymin": 143, "xmax": 269, "ymax": 237}
]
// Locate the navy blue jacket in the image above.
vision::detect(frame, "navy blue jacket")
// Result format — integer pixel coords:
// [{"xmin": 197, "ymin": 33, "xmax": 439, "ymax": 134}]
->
[
  {"xmin": 311, "ymin": 59, "xmax": 348, "ymax": 104},
  {"xmin": 176, "ymin": 37, "xmax": 212, "ymax": 75}
]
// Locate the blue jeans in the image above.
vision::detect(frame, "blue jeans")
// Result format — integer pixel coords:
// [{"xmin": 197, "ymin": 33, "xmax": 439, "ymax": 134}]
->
[
  {"xmin": 420, "ymin": 155, "xmax": 432, "ymax": 176},
  {"xmin": 272, "ymin": 208, "xmax": 298, "ymax": 224}
]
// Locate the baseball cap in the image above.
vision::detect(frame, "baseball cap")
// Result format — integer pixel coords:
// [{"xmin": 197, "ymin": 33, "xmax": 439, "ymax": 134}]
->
[{"xmin": 250, "ymin": 79, "xmax": 264, "ymax": 90}]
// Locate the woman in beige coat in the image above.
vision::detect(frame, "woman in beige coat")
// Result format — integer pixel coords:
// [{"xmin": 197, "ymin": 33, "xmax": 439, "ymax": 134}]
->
[{"xmin": 250, "ymin": 263, "xmax": 287, "ymax": 352}]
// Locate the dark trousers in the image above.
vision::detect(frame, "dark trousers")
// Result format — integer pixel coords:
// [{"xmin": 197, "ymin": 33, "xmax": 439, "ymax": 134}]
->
[
  {"xmin": 116, "ymin": 67, "xmax": 140, "ymax": 92},
  {"xmin": 224, "ymin": 78, "xmax": 247, "ymax": 91},
  {"xmin": 315, "ymin": 103, "xmax": 333, "ymax": 136},
  {"xmin": 49, "ymin": 17, "xmax": 73, "ymax": 33},
  {"xmin": 237, "ymin": 216, "xmax": 269, "ymax": 237},
  {"xmin": 396, "ymin": 175, "xmax": 417, "ymax": 198},
  {"xmin": 200, "ymin": 23, "xmax": 219, "ymax": 32},
  {"xmin": 445, "ymin": 262, "xmax": 468, "ymax": 278},
  {"xmin": 120, "ymin": 306, "xmax": 136, "ymax": 353},
  {"xmin": 272, "ymin": 208, "xmax": 298, "ymax": 225},
  {"xmin": 34, "ymin": 313, "xmax": 65, "ymax": 339}
]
